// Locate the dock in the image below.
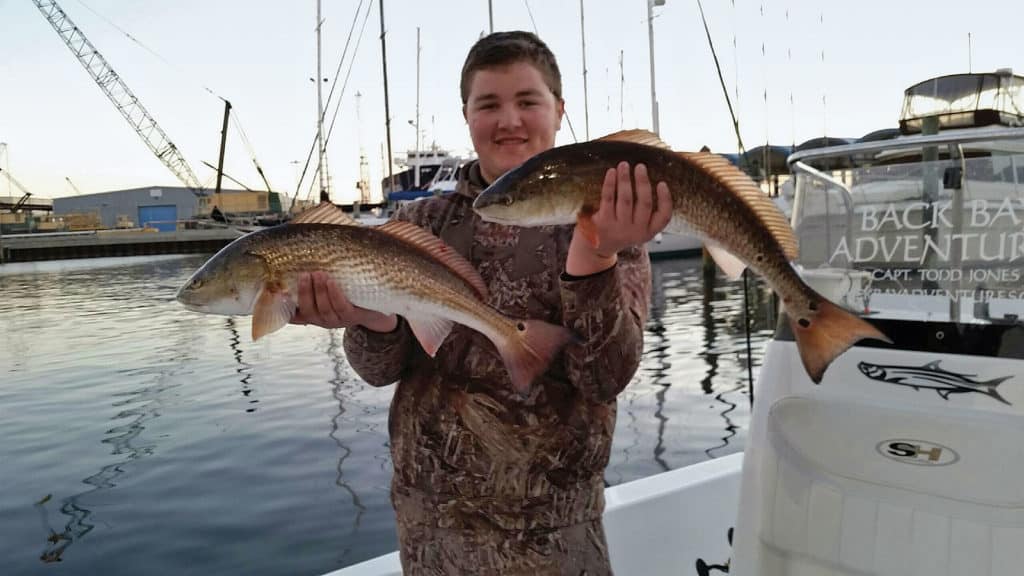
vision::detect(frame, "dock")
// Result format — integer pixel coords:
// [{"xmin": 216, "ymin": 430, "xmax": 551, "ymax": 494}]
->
[{"xmin": 0, "ymin": 228, "xmax": 244, "ymax": 263}]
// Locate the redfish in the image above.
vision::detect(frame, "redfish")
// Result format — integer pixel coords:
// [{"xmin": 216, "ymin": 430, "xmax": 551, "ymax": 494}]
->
[
  {"xmin": 473, "ymin": 129, "xmax": 890, "ymax": 383},
  {"xmin": 176, "ymin": 203, "xmax": 573, "ymax": 394}
]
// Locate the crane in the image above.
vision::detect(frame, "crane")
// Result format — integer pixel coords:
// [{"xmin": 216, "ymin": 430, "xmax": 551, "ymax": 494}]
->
[
  {"xmin": 65, "ymin": 176, "xmax": 82, "ymax": 195},
  {"xmin": 30, "ymin": 0, "xmax": 204, "ymax": 193},
  {"xmin": 0, "ymin": 168, "xmax": 34, "ymax": 212}
]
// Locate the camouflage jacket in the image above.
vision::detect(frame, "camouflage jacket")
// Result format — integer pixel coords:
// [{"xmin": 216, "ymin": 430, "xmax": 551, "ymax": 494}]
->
[{"xmin": 343, "ymin": 161, "xmax": 651, "ymax": 575}]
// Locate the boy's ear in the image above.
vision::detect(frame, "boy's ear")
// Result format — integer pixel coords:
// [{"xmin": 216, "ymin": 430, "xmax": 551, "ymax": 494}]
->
[
  {"xmin": 462, "ymin": 104, "xmax": 467, "ymax": 121},
  {"xmin": 556, "ymin": 99, "xmax": 565, "ymax": 130}
]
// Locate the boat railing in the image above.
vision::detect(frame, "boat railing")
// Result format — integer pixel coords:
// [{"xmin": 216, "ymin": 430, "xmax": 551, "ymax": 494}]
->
[{"xmin": 787, "ymin": 126, "xmax": 1024, "ymax": 168}]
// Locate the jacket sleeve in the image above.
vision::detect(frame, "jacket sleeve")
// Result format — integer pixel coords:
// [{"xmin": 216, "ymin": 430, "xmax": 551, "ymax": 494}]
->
[
  {"xmin": 340, "ymin": 205, "xmax": 423, "ymax": 387},
  {"xmin": 342, "ymin": 317, "xmax": 414, "ymax": 387},
  {"xmin": 559, "ymin": 244, "xmax": 652, "ymax": 404}
]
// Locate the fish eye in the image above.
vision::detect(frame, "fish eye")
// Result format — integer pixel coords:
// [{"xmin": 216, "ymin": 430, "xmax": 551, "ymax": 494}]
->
[{"xmin": 189, "ymin": 278, "xmax": 204, "ymax": 290}]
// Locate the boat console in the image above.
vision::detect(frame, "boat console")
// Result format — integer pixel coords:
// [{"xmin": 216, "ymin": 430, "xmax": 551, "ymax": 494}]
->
[{"xmin": 733, "ymin": 72, "xmax": 1024, "ymax": 575}]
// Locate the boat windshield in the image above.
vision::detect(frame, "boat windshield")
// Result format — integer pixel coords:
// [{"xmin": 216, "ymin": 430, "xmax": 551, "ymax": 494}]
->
[{"xmin": 789, "ymin": 129, "xmax": 1024, "ymax": 326}]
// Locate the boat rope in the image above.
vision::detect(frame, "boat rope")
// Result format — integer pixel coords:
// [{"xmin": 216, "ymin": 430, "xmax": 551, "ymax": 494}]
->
[
  {"xmin": 695, "ymin": 0, "xmax": 747, "ymax": 157},
  {"xmin": 518, "ymin": 0, "xmax": 578, "ymax": 143},
  {"xmin": 73, "ymin": 0, "xmax": 275, "ymax": 194},
  {"xmin": 229, "ymin": 109, "xmax": 273, "ymax": 192},
  {"xmin": 324, "ymin": 0, "xmax": 375, "ymax": 147},
  {"xmin": 72, "ymin": 0, "xmax": 223, "ymax": 100}
]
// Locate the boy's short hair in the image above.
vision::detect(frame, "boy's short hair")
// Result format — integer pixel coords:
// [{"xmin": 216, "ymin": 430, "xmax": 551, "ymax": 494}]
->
[{"xmin": 460, "ymin": 31, "xmax": 563, "ymax": 104}]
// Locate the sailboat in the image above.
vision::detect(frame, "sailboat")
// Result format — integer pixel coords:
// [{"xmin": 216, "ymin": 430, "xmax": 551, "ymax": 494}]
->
[{"xmin": 328, "ymin": 70, "xmax": 1024, "ymax": 576}]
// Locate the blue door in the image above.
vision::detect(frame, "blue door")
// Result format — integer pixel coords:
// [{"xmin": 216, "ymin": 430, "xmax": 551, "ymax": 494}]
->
[{"xmin": 138, "ymin": 205, "xmax": 178, "ymax": 232}]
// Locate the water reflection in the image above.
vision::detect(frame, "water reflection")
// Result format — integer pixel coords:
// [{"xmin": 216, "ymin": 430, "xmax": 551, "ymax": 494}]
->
[
  {"xmin": 609, "ymin": 258, "xmax": 764, "ymax": 483},
  {"xmin": 327, "ymin": 330, "xmax": 368, "ymax": 563},
  {"xmin": 699, "ymin": 266, "xmax": 738, "ymax": 460},
  {"xmin": 650, "ymin": 263, "xmax": 676, "ymax": 473},
  {"xmin": 224, "ymin": 317, "xmax": 259, "ymax": 413},
  {"xmin": 35, "ymin": 370, "xmax": 178, "ymax": 563},
  {"xmin": 2, "ymin": 254, "xmax": 768, "ymax": 575}
]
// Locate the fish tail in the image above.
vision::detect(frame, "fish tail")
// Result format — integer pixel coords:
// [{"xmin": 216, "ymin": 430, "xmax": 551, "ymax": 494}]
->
[
  {"xmin": 984, "ymin": 377, "xmax": 1013, "ymax": 405},
  {"xmin": 789, "ymin": 298, "xmax": 892, "ymax": 383},
  {"xmin": 498, "ymin": 319, "xmax": 577, "ymax": 396}
]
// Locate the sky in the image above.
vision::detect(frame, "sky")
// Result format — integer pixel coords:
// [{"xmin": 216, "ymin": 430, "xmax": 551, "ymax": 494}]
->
[{"xmin": 0, "ymin": 0, "xmax": 1019, "ymax": 204}]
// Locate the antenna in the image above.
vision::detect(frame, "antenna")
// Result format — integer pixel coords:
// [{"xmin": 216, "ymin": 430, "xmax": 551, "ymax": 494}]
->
[
  {"xmin": 820, "ymin": 9, "xmax": 827, "ymax": 138},
  {"xmin": 968, "ymin": 32, "xmax": 973, "ymax": 73},
  {"xmin": 414, "ymin": 27, "xmax": 421, "ymax": 188}
]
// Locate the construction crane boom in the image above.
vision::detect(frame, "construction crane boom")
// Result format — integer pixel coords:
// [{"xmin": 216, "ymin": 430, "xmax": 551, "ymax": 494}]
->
[
  {"xmin": 31, "ymin": 0, "xmax": 204, "ymax": 193},
  {"xmin": 0, "ymin": 168, "xmax": 33, "ymax": 197},
  {"xmin": 0, "ymin": 169, "xmax": 34, "ymax": 212},
  {"xmin": 65, "ymin": 176, "xmax": 82, "ymax": 195}
]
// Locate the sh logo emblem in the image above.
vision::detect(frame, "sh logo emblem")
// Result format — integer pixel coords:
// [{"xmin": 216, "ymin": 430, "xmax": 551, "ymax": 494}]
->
[{"xmin": 876, "ymin": 439, "xmax": 960, "ymax": 466}]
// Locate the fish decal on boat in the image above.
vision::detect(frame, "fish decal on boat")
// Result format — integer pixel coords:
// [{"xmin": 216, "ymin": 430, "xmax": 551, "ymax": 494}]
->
[
  {"xmin": 695, "ymin": 527, "xmax": 732, "ymax": 575},
  {"xmin": 857, "ymin": 360, "xmax": 1013, "ymax": 405}
]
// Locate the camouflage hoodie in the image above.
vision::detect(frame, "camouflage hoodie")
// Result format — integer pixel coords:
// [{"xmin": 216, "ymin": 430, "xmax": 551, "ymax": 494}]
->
[{"xmin": 343, "ymin": 161, "xmax": 652, "ymax": 575}]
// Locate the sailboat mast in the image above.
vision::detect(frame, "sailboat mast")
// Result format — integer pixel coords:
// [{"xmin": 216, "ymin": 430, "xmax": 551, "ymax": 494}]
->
[
  {"xmin": 315, "ymin": 0, "xmax": 330, "ymax": 202},
  {"xmin": 414, "ymin": 27, "xmax": 421, "ymax": 188},
  {"xmin": 580, "ymin": 0, "xmax": 589, "ymax": 140},
  {"xmin": 379, "ymin": 0, "xmax": 396, "ymax": 197}
]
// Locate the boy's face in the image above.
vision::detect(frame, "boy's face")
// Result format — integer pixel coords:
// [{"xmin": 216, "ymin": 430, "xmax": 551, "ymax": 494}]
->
[{"xmin": 463, "ymin": 61, "xmax": 564, "ymax": 184}]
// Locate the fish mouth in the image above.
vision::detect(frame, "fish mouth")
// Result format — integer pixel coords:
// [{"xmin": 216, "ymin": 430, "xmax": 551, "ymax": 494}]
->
[
  {"xmin": 476, "ymin": 211, "xmax": 515, "ymax": 225},
  {"xmin": 471, "ymin": 192, "xmax": 516, "ymax": 224},
  {"xmin": 175, "ymin": 289, "xmax": 207, "ymax": 311}
]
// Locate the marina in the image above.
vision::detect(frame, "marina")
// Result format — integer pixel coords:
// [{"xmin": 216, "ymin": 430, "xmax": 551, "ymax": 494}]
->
[{"xmin": 3, "ymin": 0, "xmax": 1022, "ymax": 574}]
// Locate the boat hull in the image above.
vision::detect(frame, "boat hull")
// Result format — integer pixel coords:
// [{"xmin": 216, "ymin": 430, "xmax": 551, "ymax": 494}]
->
[
  {"xmin": 732, "ymin": 340, "xmax": 1024, "ymax": 575},
  {"xmin": 327, "ymin": 453, "xmax": 743, "ymax": 576}
]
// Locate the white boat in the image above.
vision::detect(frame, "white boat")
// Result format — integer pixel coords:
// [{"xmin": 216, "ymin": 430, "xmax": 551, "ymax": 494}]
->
[{"xmin": 330, "ymin": 70, "xmax": 1024, "ymax": 576}]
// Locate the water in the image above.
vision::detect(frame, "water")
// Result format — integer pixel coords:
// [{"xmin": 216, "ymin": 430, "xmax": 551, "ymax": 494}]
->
[{"xmin": 0, "ymin": 254, "xmax": 774, "ymax": 575}]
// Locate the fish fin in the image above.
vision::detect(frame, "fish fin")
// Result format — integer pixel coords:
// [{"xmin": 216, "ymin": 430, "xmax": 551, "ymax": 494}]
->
[
  {"xmin": 922, "ymin": 360, "xmax": 944, "ymax": 370},
  {"xmin": 705, "ymin": 243, "xmax": 747, "ymax": 280},
  {"xmin": 576, "ymin": 212, "xmax": 600, "ymax": 248},
  {"xmin": 596, "ymin": 129, "xmax": 672, "ymax": 149},
  {"xmin": 678, "ymin": 151, "xmax": 800, "ymax": 261},
  {"xmin": 290, "ymin": 202, "xmax": 361, "ymax": 226},
  {"xmin": 498, "ymin": 319, "xmax": 577, "ymax": 396},
  {"xmin": 252, "ymin": 284, "xmax": 296, "ymax": 340},
  {"xmin": 407, "ymin": 316, "xmax": 454, "ymax": 357},
  {"xmin": 788, "ymin": 299, "xmax": 892, "ymax": 383},
  {"xmin": 376, "ymin": 220, "xmax": 489, "ymax": 300}
]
